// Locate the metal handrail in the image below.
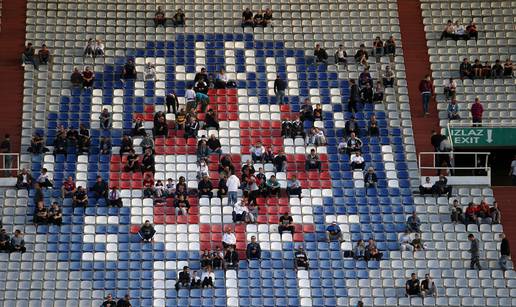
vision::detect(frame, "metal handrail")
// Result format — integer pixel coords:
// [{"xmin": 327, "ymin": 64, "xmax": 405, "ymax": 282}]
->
[
  {"xmin": 0, "ymin": 153, "xmax": 20, "ymax": 173},
  {"xmin": 418, "ymin": 151, "xmax": 491, "ymax": 179}
]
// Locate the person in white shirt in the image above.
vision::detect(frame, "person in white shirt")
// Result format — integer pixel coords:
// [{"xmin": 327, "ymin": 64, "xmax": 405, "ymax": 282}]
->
[
  {"xmin": 185, "ymin": 85, "xmax": 197, "ymax": 112},
  {"xmin": 201, "ymin": 267, "xmax": 215, "ymax": 288},
  {"xmin": 334, "ymin": 44, "xmax": 347, "ymax": 67},
  {"xmin": 250, "ymin": 142, "xmax": 265, "ymax": 163},
  {"xmin": 232, "ymin": 199, "xmax": 248, "ymax": 223},
  {"xmin": 399, "ymin": 230, "xmax": 414, "ymax": 252},
  {"xmin": 94, "ymin": 39, "xmax": 104, "ymax": 57},
  {"xmin": 226, "ymin": 173, "xmax": 240, "ymax": 206},
  {"xmin": 308, "ymin": 127, "xmax": 326, "ymax": 146},
  {"xmin": 454, "ymin": 21, "xmax": 466, "ymax": 40},
  {"xmin": 144, "ymin": 62, "xmax": 156, "ymax": 81},
  {"xmin": 443, "ymin": 77, "xmax": 457, "ymax": 101},
  {"xmin": 350, "ymin": 151, "xmax": 365, "ymax": 170},
  {"xmin": 337, "ymin": 138, "xmax": 347, "ymax": 154},
  {"xmin": 165, "ymin": 178, "xmax": 175, "ymax": 197},
  {"xmin": 37, "ymin": 168, "xmax": 54, "ymax": 188},
  {"xmin": 107, "ymin": 187, "xmax": 122, "ymax": 207},
  {"xmin": 419, "ymin": 177, "xmax": 433, "ymax": 195},
  {"xmin": 222, "ymin": 227, "xmax": 237, "ymax": 249},
  {"xmin": 197, "ymin": 159, "xmax": 210, "ymax": 180}
]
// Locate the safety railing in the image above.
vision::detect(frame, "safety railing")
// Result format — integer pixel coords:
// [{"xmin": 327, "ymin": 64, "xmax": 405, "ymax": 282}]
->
[{"xmin": 0, "ymin": 153, "xmax": 20, "ymax": 177}]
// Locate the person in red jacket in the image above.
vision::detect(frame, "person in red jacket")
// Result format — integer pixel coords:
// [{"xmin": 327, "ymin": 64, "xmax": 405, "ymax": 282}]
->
[
  {"xmin": 470, "ymin": 97, "xmax": 484, "ymax": 127},
  {"xmin": 418, "ymin": 75, "xmax": 434, "ymax": 117}
]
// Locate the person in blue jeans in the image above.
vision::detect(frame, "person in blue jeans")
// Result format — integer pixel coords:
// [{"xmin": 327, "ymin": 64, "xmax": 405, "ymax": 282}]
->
[{"xmin": 418, "ymin": 75, "xmax": 433, "ymax": 117}]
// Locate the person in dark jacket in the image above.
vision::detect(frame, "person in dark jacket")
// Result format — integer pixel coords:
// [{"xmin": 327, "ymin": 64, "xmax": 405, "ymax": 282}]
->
[
  {"xmin": 175, "ymin": 266, "xmax": 191, "ymax": 291},
  {"xmin": 348, "ymin": 79, "xmax": 360, "ymax": 113},
  {"xmin": 364, "ymin": 167, "xmax": 378, "ymax": 188},
  {"xmin": 274, "ymin": 75, "xmax": 287, "ymax": 104},
  {"xmin": 166, "ymin": 91, "xmax": 179, "ymax": 114},
  {"xmin": 418, "ymin": 75, "xmax": 433, "ymax": 117},
  {"xmin": 198, "ymin": 175, "xmax": 213, "ymax": 198},
  {"xmin": 90, "ymin": 176, "xmax": 109, "ymax": 204},
  {"xmin": 499, "ymin": 233, "xmax": 511, "ymax": 271},
  {"xmin": 204, "ymin": 109, "xmax": 220, "ymax": 130},
  {"xmin": 116, "ymin": 294, "xmax": 132, "ymax": 307},
  {"xmin": 314, "ymin": 44, "xmax": 328, "ymax": 64},
  {"xmin": 468, "ymin": 233, "xmax": 481, "ymax": 270},
  {"xmin": 139, "ymin": 220, "xmax": 156, "ymax": 242},
  {"xmin": 224, "ymin": 246, "xmax": 239, "ymax": 269},
  {"xmin": 246, "ymin": 236, "xmax": 262, "ymax": 260}
]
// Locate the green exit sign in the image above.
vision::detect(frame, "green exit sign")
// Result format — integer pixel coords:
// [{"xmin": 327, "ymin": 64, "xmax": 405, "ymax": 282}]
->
[{"xmin": 449, "ymin": 127, "xmax": 516, "ymax": 147}]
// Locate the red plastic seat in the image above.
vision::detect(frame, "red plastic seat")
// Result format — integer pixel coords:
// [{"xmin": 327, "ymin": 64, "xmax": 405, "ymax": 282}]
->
[
  {"xmin": 130, "ymin": 225, "xmax": 140, "ymax": 234},
  {"xmin": 154, "ymin": 216, "xmax": 164, "ymax": 224},
  {"xmin": 293, "ymin": 233, "xmax": 305, "ymax": 242},
  {"xmin": 200, "ymin": 224, "xmax": 211, "ymax": 233}
]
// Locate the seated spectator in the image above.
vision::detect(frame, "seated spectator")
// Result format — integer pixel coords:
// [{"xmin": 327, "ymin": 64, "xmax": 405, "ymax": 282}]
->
[
  {"xmin": 265, "ymin": 175, "xmax": 280, "ymax": 197},
  {"xmin": 94, "ymin": 39, "xmax": 104, "ymax": 57},
  {"xmin": 440, "ymin": 20, "xmax": 456, "ymax": 40},
  {"xmin": 287, "ymin": 175, "xmax": 302, "ymax": 199},
  {"xmin": 198, "ymin": 175, "xmax": 213, "ymax": 198},
  {"xmin": 201, "ymin": 250, "xmax": 213, "ymax": 269},
  {"xmin": 372, "ymin": 36, "xmax": 384, "ymax": 57},
  {"xmin": 10, "ymin": 230, "xmax": 26, "ymax": 253},
  {"xmin": 365, "ymin": 239, "xmax": 383, "ymax": 261},
  {"xmin": 174, "ymin": 194, "xmax": 190, "ymax": 216},
  {"xmin": 314, "ymin": 44, "xmax": 328, "ymax": 64},
  {"xmin": 406, "ymin": 212, "xmax": 421, "ymax": 233},
  {"xmin": 21, "ymin": 42, "xmax": 36, "ymax": 68},
  {"xmin": 492, "ymin": 59, "xmax": 504, "ymax": 78},
  {"xmin": 36, "ymin": 168, "xmax": 54, "ymax": 188},
  {"xmin": 358, "ymin": 68, "xmax": 373, "ymax": 88},
  {"xmin": 308, "ymin": 127, "xmax": 327, "ymax": 146},
  {"xmin": 142, "ymin": 174, "xmax": 154, "ymax": 198},
  {"xmin": 411, "ymin": 233, "xmax": 425, "ymax": 251},
  {"xmin": 281, "ymin": 118, "xmax": 306, "ymax": 139},
  {"xmin": 242, "ymin": 8, "xmax": 254, "ymax": 27},
  {"xmin": 465, "ymin": 202, "xmax": 480, "ymax": 226},
  {"xmin": 313, "ymin": 104, "xmax": 323, "ymax": 121},
  {"xmin": 432, "ymin": 175, "xmax": 452, "ymax": 197},
  {"xmin": 482, "ymin": 61, "xmax": 492, "ymax": 78},
  {"xmin": 222, "ymin": 227, "xmax": 236, "ymax": 250},
  {"xmin": 459, "ymin": 58, "xmax": 473, "ymax": 80},
  {"xmin": 305, "ymin": 149, "xmax": 322, "ymax": 172},
  {"xmin": 299, "ymin": 99, "xmax": 314, "ymax": 122},
  {"xmin": 350, "ymin": 151, "xmax": 365, "ymax": 170},
  {"xmin": 107, "ymin": 187, "xmax": 123, "ymax": 208},
  {"xmin": 16, "ymin": 168, "xmax": 33, "ymax": 190},
  {"xmin": 194, "ymin": 78, "xmax": 209, "ymax": 95},
  {"xmin": 472, "ymin": 60, "xmax": 483, "ymax": 79},
  {"xmin": 421, "ymin": 274, "xmax": 437, "ymax": 298},
  {"xmin": 53, "ymin": 134, "xmax": 68, "ymax": 156},
  {"xmin": 465, "ymin": 20, "xmax": 478, "ymax": 41},
  {"xmin": 326, "ymin": 221, "xmax": 344, "ymax": 243},
  {"xmin": 175, "ymin": 266, "xmax": 190, "ymax": 291},
  {"xmin": 141, "ymin": 149, "xmax": 155, "ymax": 174},
  {"xmin": 61, "ymin": 176, "xmax": 76, "ymax": 199},
  {"xmin": 163, "ymin": 178, "xmax": 175, "ymax": 197},
  {"xmin": 0, "ymin": 229, "xmax": 10, "ymax": 252},
  {"xmin": 232, "ymin": 199, "xmax": 248, "ymax": 223},
  {"xmin": 200, "ymin": 267, "xmax": 214, "ymax": 288},
  {"xmin": 139, "ymin": 136, "xmax": 154, "ymax": 154},
  {"xmin": 450, "ymin": 199, "xmax": 464, "ymax": 224},
  {"xmin": 90, "ymin": 176, "xmax": 108, "ymax": 204},
  {"xmin": 279, "ymin": 212, "xmax": 295, "ymax": 236},
  {"xmin": 37, "ymin": 44, "xmax": 50, "ymax": 65},
  {"xmin": 217, "ymin": 174, "xmax": 228, "ymax": 199},
  {"xmin": 203, "ymin": 135, "xmax": 221, "ymax": 156},
  {"xmin": 82, "ymin": 66, "xmax": 95, "ymax": 89},
  {"xmin": 453, "ymin": 21, "xmax": 467, "ymax": 40},
  {"xmin": 490, "ymin": 201, "xmax": 501, "ymax": 224},
  {"xmin": 246, "ymin": 236, "xmax": 261, "ymax": 260},
  {"xmin": 253, "ymin": 10, "xmax": 265, "ymax": 27},
  {"xmin": 154, "ymin": 180, "xmax": 166, "ymax": 199},
  {"xmin": 132, "ymin": 120, "xmax": 145, "ymax": 138},
  {"xmin": 354, "ymin": 44, "xmax": 368, "ymax": 66},
  {"xmin": 360, "ymin": 83, "xmax": 373, "ymax": 103},
  {"xmin": 98, "ymin": 108, "xmax": 111, "ymax": 130},
  {"xmin": 384, "ymin": 35, "xmax": 396, "ymax": 56},
  {"xmin": 353, "ymin": 239, "xmax": 366, "ymax": 260},
  {"xmin": 191, "ymin": 270, "xmax": 201, "ymax": 288},
  {"xmin": 399, "ymin": 230, "xmax": 414, "ymax": 252},
  {"xmin": 28, "ymin": 132, "xmax": 48, "ymax": 154},
  {"xmin": 224, "ymin": 246, "xmax": 239, "ymax": 270},
  {"xmin": 99, "ymin": 136, "xmax": 112, "ymax": 155},
  {"xmin": 197, "ymin": 138, "xmax": 209, "ymax": 160},
  {"xmin": 211, "ymin": 246, "xmax": 225, "ymax": 270},
  {"xmin": 344, "ymin": 116, "xmax": 360, "ymax": 136},
  {"xmin": 33, "ymin": 201, "xmax": 48, "ymax": 225},
  {"xmin": 444, "ymin": 77, "xmax": 457, "ymax": 100},
  {"xmin": 406, "ymin": 273, "xmax": 421, "ymax": 297},
  {"xmin": 262, "ymin": 146, "xmax": 274, "ymax": 163},
  {"xmin": 184, "ymin": 116, "xmax": 199, "ymax": 139},
  {"xmin": 477, "ymin": 199, "xmax": 492, "ymax": 224},
  {"xmin": 373, "ymin": 81, "xmax": 384, "ymax": 103},
  {"xmin": 204, "ymin": 109, "xmax": 220, "ymax": 130},
  {"xmin": 382, "ymin": 66, "xmax": 394, "ymax": 88},
  {"xmin": 214, "ymin": 69, "xmax": 235, "ymax": 88},
  {"xmin": 153, "ymin": 6, "xmax": 166, "ymax": 27},
  {"xmin": 100, "ymin": 294, "xmax": 116, "ymax": 307},
  {"xmin": 346, "ymin": 132, "xmax": 363, "ymax": 154},
  {"xmin": 447, "ymin": 99, "xmax": 460, "ymax": 120},
  {"xmin": 263, "ymin": 8, "xmax": 273, "ymax": 26},
  {"xmin": 419, "ymin": 177, "xmax": 433, "ymax": 195},
  {"xmin": 72, "ymin": 186, "xmax": 88, "ymax": 207},
  {"xmin": 139, "ymin": 220, "xmax": 156, "ymax": 242},
  {"xmin": 83, "ymin": 38, "xmax": 94, "ymax": 57},
  {"xmin": 121, "ymin": 59, "xmax": 136, "ymax": 80},
  {"xmin": 116, "ymin": 295, "xmax": 131, "ymax": 307},
  {"xmin": 124, "ymin": 150, "xmax": 140, "ymax": 172},
  {"xmin": 368, "ymin": 114, "xmax": 380, "ymax": 137},
  {"xmin": 364, "ymin": 167, "xmax": 378, "ymax": 188},
  {"xmin": 334, "ymin": 45, "xmax": 347, "ymax": 66},
  {"xmin": 77, "ymin": 125, "xmax": 91, "ymax": 154},
  {"xmin": 504, "ymin": 58, "xmax": 514, "ymax": 77},
  {"xmin": 172, "ymin": 8, "xmax": 186, "ymax": 27},
  {"xmin": 70, "ymin": 68, "xmax": 83, "ymax": 87},
  {"xmin": 294, "ymin": 246, "xmax": 309, "ymax": 271},
  {"xmin": 272, "ymin": 151, "xmax": 287, "ymax": 172},
  {"xmin": 245, "ymin": 140, "xmax": 263, "ymax": 161}
]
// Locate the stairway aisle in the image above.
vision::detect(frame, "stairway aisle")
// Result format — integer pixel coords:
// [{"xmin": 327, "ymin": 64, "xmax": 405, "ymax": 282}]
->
[
  {"xmin": 0, "ymin": 0, "xmax": 26, "ymax": 152},
  {"xmin": 492, "ymin": 186, "xmax": 516, "ymax": 261},
  {"xmin": 397, "ymin": 0, "xmax": 438, "ymax": 159}
]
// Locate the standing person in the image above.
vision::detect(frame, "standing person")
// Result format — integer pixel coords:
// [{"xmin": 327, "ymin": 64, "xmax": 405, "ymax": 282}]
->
[
  {"xmin": 509, "ymin": 155, "xmax": 516, "ymax": 186},
  {"xmin": 348, "ymin": 79, "xmax": 360, "ymax": 113},
  {"xmin": 0, "ymin": 134, "xmax": 12, "ymax": 176},
  {"xmin": 274, "ymin": 74, "xmax": 287, "ymax": 104},
  {"xmin": 418, "ymin": 75, "xmax": 434, "ymax": 117},
  {"xmin": 226, "ymin": 172, "xmax": 240, "ymax": 206},
  {"xmin": 470, "ymin": 97, "xmax": 484, "ymax": 127},
  {"xmin": 499, "ymin": 233, "xmax": 511, "ymax": 271},
  {"xmin": 468, "ymin": 233, "xmax": 482, "ymax": 270},
  {"xmin": 166, "ymin": 91, "xmax": 179, "ymax": 114}
]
